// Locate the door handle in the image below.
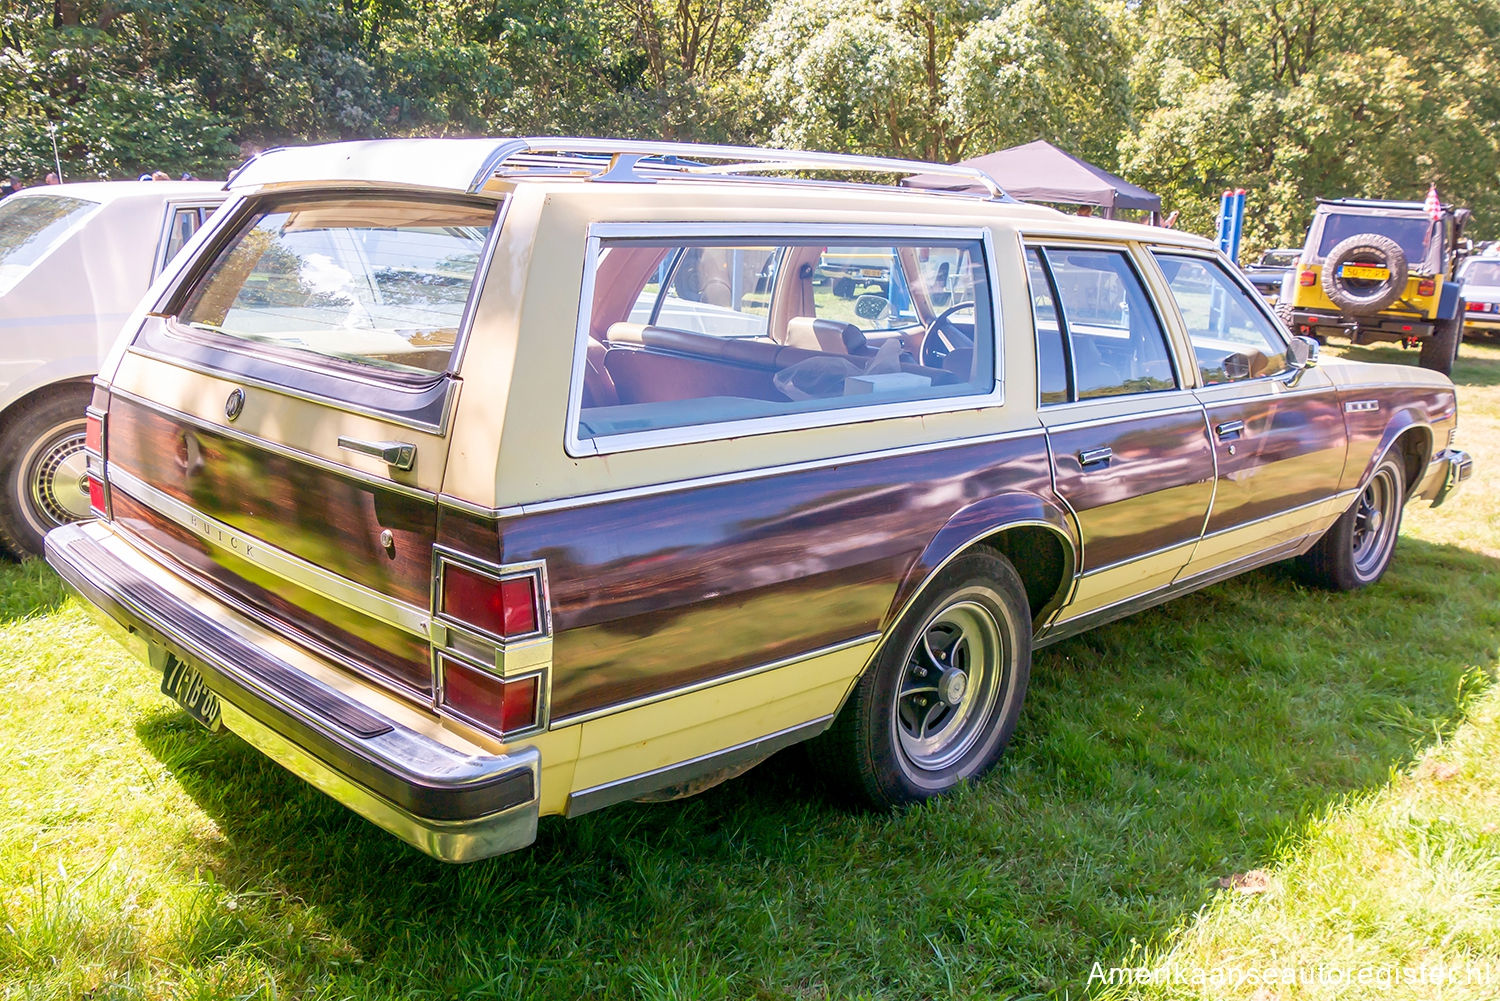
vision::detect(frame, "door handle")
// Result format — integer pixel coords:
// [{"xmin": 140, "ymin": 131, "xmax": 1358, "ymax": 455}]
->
[
  {"xmin": 337, "ymin": 436, "xmax": 417, "ymax": 471},
  {"xmin": 1078, "ymin": 446, "xmax": 1113, "ymax": 468},
  {"xmin": 1214, "ymin": 420, "xmax": 1245, "ymax": 440}
]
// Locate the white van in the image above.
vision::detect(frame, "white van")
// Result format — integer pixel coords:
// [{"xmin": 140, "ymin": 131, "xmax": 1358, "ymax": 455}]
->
[{"xmin": 0, "ymin": 181, "xmax": 225, "ymax": 556}]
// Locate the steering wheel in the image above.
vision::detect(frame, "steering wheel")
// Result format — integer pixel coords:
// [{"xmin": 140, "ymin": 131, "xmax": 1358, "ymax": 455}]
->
[{"xmin": 920, "ymin": 300, "xmax": 976, "ymax": 368}]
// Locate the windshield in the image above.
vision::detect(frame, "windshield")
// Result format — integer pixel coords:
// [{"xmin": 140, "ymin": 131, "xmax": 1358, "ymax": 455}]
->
[
  {"xmin": 1462, "ymin": 260, "xmax": 1500, "ymax": 286},
  {"xmin": 1258, "ymin": 250, "xmax": 1299, "ymax": 267},
  {"xmin": 176, "ymin": 196, "xmax": 495, "ymax": 379},
  {"xmin": 1316, "ymin": 212, "xmax": 1438, "ymax": 265},
  {"xmin": 0, "ymin": 194, "xmax": 102, "ymax": 296}
]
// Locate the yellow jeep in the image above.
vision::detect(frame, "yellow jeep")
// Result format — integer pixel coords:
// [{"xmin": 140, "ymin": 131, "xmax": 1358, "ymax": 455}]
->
[{"xmin": 1277, "ymin": 197, "xmax": 1471, "ymax": 374}]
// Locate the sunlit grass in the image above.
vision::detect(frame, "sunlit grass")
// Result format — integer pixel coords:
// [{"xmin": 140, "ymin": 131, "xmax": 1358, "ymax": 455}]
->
[{"xmin": 0, "ymin": 340, "xmax": 1497, "ymax": 999}]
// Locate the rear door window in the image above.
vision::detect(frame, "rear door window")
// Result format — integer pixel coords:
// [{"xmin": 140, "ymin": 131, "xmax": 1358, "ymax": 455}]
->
[
  {"xmin": 174, "ymin": 196, "xmax": 495, "ymax": 380},
  {"xmin": 576, "ymin": 230, "xmax": 998, "ymax": 450}
]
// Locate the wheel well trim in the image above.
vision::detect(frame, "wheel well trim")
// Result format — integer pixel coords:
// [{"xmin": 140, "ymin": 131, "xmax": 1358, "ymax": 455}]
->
[
  {"xmin": 873, "ymin": 515, "xmax": 1078, "ymax": 664},
  {"xmin": 1360, "ymin": 411, "xmax": 1433, "ymax": 497}
]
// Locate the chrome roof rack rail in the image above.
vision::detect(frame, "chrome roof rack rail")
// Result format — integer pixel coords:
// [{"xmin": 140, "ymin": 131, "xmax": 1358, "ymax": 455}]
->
[{"xmin": 467, "ymin": 137, "xmax": 1010, "ymax": 201}]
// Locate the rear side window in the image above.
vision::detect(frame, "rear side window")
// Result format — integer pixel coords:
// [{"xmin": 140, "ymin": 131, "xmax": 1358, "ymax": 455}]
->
[
  {"xmin": 1154, "ymin": 253, "xmax": 1288, "ymax": 384},
  {"xmin": 576, "ymin": 232, "xmax": 996, "ymax": 448},
  {"xmin": 1032, "ymin": 247, "xmax": 1176, "ymax": 400},
  {"xmin": 162, "ymin": 206, "xmax": 205, "ymax": 266},
  {"xmin": 0, "ymin": 194, "xmax": 101, "ymax": 296},
  {"xmin": 175, "ymin": 196, "xmax": 494, "ymax": 379}
]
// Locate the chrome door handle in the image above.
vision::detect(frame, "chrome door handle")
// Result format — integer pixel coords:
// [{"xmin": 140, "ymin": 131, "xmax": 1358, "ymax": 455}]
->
[
  {"xmin": 1215, "ymin": 420, "xmax": 1245, "ymax": 440},
  {"xmin": 1078, "ymin": 447, "xmax": 1113, "ymax": 468},
  {"xmin": 337, "ymin": 436, "xmax": 416, "ymax": 471}
]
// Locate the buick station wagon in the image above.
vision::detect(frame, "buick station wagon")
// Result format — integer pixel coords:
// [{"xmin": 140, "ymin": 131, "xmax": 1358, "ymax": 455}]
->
[{"xmin": 46, "ymin": 138, "xmax": 1473, "ymax": 861}]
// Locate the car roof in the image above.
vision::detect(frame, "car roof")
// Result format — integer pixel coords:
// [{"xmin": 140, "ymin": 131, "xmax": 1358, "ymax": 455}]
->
[
  {"xmin": 7, "ymin": 180, "xmax": 225, "ymax": 204},
  {"xmin": 226, "ymin": 136, "xmax": 1212, "ymax": 251}
]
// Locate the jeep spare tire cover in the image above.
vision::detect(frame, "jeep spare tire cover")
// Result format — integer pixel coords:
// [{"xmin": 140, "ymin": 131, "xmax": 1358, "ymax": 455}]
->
[{"xmin": 1321, "ymin": 233, "xmax": 1409, "ymax": 315}]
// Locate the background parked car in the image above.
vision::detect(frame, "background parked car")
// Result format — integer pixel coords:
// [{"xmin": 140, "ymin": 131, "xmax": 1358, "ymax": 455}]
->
[
  {"xmin": 0, "ymin": 180, "xmax": 224, "ymax": 557},
  {"xmin": 1242, "ymin": 247, "xmax": 1300, "ymax": 303},
  {"xmin": 1458, "ymin": 253, "xmax": 1500, "ymax": 341}
]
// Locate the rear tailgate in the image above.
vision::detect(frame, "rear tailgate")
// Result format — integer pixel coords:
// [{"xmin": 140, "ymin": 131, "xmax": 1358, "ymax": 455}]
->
[{"xmin": 97, "ymin": 191, "xmax": 500, "ymax": 701}]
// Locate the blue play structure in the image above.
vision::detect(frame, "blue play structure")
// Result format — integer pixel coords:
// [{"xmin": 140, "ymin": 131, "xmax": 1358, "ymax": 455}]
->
[{"xmin": 1216, "ymin": 189, "xmax": 1246, "ymax": 262}]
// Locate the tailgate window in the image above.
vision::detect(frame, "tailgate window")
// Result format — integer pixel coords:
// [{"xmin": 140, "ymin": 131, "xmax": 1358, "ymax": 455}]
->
[{"xmin": 176, "ymin": 196, "xmax": 493, "ymax": 379}]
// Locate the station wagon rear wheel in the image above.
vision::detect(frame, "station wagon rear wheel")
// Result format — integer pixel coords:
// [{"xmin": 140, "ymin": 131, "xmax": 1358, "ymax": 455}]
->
[
  {"xmin": 817, "ymin": 549, "xmax": 1031, "ymax": 808},
  {"xmin": 1298, "ymin": 451, "xmax": 1406, "ymax": 591},
  {"xmin": 0, "ymin": 386, "xmax": 94, "ymax": 560}
]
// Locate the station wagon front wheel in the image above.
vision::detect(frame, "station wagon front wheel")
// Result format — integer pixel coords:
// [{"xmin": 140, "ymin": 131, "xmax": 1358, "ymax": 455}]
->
[{"xmin": 819, "ymin": 549, "xmax": 1031, "ymax": 808}]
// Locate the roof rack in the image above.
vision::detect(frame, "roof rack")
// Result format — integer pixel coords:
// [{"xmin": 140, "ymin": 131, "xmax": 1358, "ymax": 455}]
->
[{"xmin": 466, "ymin": 137, "xmax": 1011, "ymax": 200}]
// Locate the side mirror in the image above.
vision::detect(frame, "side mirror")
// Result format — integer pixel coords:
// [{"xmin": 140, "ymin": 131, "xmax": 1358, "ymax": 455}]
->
[
  {"xmin": 1285, "ymin": 335, "xmax": 1319, "ymax": 385},
  {"xmin": 854, "ymin": 294, "xmax": 891, "ymax": 320}
]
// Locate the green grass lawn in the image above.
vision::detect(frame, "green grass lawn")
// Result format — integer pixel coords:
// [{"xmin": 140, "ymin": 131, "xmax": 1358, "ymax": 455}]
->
[{"xmin": 3, "ymin": 341, "xmax": 1499, "ymax": 1000}]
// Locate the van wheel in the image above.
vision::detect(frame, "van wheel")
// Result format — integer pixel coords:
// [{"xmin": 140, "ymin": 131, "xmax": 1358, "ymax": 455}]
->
[
  {"xmin": 0, "ymin": 387, "xmax": 94, "ymax": 559},
  {"xmin": 1298, "ymin": 452, "xmax": 1405, "ymax": 590},
  {"xmin": 816, "ymin": 549, "xmax": 1031, "ymax": 808},
  {"xmin": 1419, "ymin": 311, "xmax": 1463, "ymax": 375}
]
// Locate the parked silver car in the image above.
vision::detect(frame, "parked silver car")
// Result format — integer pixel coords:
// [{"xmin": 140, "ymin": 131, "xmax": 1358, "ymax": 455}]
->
[
  {"xmin": 0, "ymin": 181, "xmax": 224, "ymax": 556},
  {"xmin": 1459, "ymin": 254, "xmax": 1500, "ymax": 340}
]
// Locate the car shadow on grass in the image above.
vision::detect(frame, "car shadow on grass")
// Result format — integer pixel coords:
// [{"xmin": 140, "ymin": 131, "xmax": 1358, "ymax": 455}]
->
[{"xmin": 132, "ymin": 536, "xmax": 1500, "ymax": 1000}]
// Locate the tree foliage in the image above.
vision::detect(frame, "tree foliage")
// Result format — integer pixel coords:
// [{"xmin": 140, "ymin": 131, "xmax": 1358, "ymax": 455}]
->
[{"xmin": 3, "ymin": 0, "xmax": 1499, "ymax": 247}]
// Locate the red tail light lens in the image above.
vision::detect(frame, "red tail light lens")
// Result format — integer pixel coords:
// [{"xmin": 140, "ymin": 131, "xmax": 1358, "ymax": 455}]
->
[
  {"xmin": 1417, "ymin": 279, "xmax": 1436, "ymax": 296},
  {"xmin": 1468, "ymin": 301, "xmax": 1484, "ymax": 311},
  {"xmin": 440, "ymin": 563, "xmax": 539, "ymax": 639},
  {"xmin": 88, "ymin": 475, "xmax": 106, "ymax": 516},
  {"xmin": 1298, "ymin": 270, "xmax": 1316, "ymax": 287},
  {"xmin": 441, "ymin": 655, "xmax": 539, "ymax": 734},
  {"xmin": 85, "ymin": 412, "xmax": 104, "ymax": 454}
]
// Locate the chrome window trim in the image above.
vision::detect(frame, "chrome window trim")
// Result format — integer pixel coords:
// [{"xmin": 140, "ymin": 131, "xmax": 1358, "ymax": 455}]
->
[
  {"xmin": 439, "ymin": 425, "xmax": 1046, "ymax": 519},
  {"xmin": 1039, "ymin": 398, "xmax": 1205, "ymax": 433},
  {"xmin": 107, "ymin": 463, "xmax": 432, "ymax": 638},
  {"xmin": 107, "ymin": 386, "xmax": 437, "ymax": 503},
  {"xmin": 549, "ymin": 632, "xmax": 880, "ymax": 728},
  {"xmin": 564, "ymin": 222, "xmax": 1006, "ymax": 458}
]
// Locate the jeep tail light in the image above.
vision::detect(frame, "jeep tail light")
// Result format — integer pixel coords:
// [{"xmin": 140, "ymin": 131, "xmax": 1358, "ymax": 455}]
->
[
  {"xmin": 1298, "ymin": 270, "xmax": 1316, "ymax": 286},
  {"xmin": 441, "ymin": 655, "xmax": 539, "ymax": 734},
  {"xmin": 441, "ymin": 563, "xmax": 539, "ymax": 639},
  {"xmin": 1417, "ymin": 279, "xmax": 1436, "ymax": 296}
]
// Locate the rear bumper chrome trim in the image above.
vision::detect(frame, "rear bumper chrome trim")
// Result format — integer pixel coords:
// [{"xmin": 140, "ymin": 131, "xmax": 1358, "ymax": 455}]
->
[{"xmin": 46, "ymin": 521, "xmax": 539, "ymax": 862}]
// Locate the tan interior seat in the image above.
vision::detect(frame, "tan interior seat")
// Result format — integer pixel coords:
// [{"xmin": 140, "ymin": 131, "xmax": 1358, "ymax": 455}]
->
[{"xmin": 785, "ymin": 316, "xmax": 866, "ymax": 355}]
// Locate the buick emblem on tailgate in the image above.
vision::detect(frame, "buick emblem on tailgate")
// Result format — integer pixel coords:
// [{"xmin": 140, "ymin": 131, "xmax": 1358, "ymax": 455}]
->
[{"xmin": 224, "ymin": 388, "xmax": 245, "ymax": 421}]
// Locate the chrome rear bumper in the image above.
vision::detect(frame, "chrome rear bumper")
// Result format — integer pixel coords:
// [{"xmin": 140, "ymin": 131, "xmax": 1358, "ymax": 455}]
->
[{"xmin": 45, "ymin": 521, "xmax": 539, "ymax": 862}]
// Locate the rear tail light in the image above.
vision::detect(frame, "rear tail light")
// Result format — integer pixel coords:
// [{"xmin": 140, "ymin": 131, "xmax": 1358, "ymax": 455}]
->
[
  {"xmin": 1467, "ymin": 301, "xmax": 1484, "ymax": 311},
  {"xmin": 439, "ymin": 655, "xmax": 539, "ymax": 734},
  {"xmin": 432, "ymin": 551, "xmax": 551, "ymax": 737},
  {"xmin": 1298, "ymin": 270, "xmax": 1316, "ymax": 287},
  {"xmin": 1417, "ymin": 279, "xmax": 1436, "ymax": 296},
  {"xmin": 84, "ymin": 408, "xmax": 108, "ymax": 518},
  {"xmin": 441, "ymin": 562, "xmax": 540, "ymax": 640}
]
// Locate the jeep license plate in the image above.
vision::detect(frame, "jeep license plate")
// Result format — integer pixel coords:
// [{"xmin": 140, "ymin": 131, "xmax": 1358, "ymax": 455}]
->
[
  {"xmin": 1341, "ymin": 264, "xmax": 1389, "ymax": 280},
  {"xmin": 160, "ymin": 653, "xmax": 223, "ymax": 731}
]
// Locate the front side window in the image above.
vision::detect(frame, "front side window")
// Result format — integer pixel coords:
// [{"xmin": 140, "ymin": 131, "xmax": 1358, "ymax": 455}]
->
[
  {"xmin": 0, "ymin": 194, "xmax": 101, "ymax": 296},
  {"xmin": 175, "ymin": 196, "xmax": 495, "ymax": 379},
  {"xmin": 578, "ymin": 234, "xmax": 996, "ymax": 445},
  {"xmin": 1154, "ymin": 253, "xmax": 1288, "ymax": 384},
  {"xmin": 1034, "ymin": 247, "xmax": 1176, "ymax": 400}
]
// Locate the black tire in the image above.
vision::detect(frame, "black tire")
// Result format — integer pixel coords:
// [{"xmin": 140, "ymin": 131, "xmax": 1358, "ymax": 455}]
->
[
  {"xmin": 1273, "ymin": 300, "xmax": 1294, "ymax": 331},
  {"xmin": 1297, "ymin": 451, "xmax": 1406, "ymax": 590},
  {"xmin": 814, "ymin": 549, "xmax": 1031, "ymax": 808},
  {"xmin": 0, "ymin": 386, "xmax": 94, "ymax": 559},
  {"xmin": 832, "ymin": 276, "xmax": 857, "ymax": 299},
  {"xmin": 1420, "ymin": 309, "xmax": 1463, "ymax": 374},
  {"xmin": 1321, "ymin": 234, "xmax": 1408, "ymax": 315}
]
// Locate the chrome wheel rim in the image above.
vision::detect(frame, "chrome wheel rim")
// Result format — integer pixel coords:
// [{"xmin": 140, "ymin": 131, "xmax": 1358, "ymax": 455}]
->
[
  {"xmin": 1351, "ymin": 466, "xmax": 1399, "ymax": 578},
  {"xmin": 892, "ymin": 599, "xmax": 1005, "ymax": 771},
  {"xmin": 22, "ymin": 421, "xmax": 90, "ymax": 532}
]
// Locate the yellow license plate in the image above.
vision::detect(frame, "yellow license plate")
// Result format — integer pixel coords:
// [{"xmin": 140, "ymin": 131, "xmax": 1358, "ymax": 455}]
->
[{"xmin": 1341, "ymin": 264, "xmax": 1389, "ymax": 280}]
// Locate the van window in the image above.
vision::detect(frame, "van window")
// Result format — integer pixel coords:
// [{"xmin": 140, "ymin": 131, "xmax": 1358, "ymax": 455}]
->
[
  {"xmin": 1037, "ymin": 247, "xmax": 1176, "ymax": 399},
  {"xmin": 0, "ymin": 194, "xmax": 101, "ymax": 296},
  {"xmin": 175, "ymin": 196, "xmax": 494, "ymax": 379},
  {"xmin": 579, "ymin": 235, "xmax": 996, "ymax": 444},
  {"xmin": 162, "ymin": 206, "xmax": 205, "ymax": 266}
]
